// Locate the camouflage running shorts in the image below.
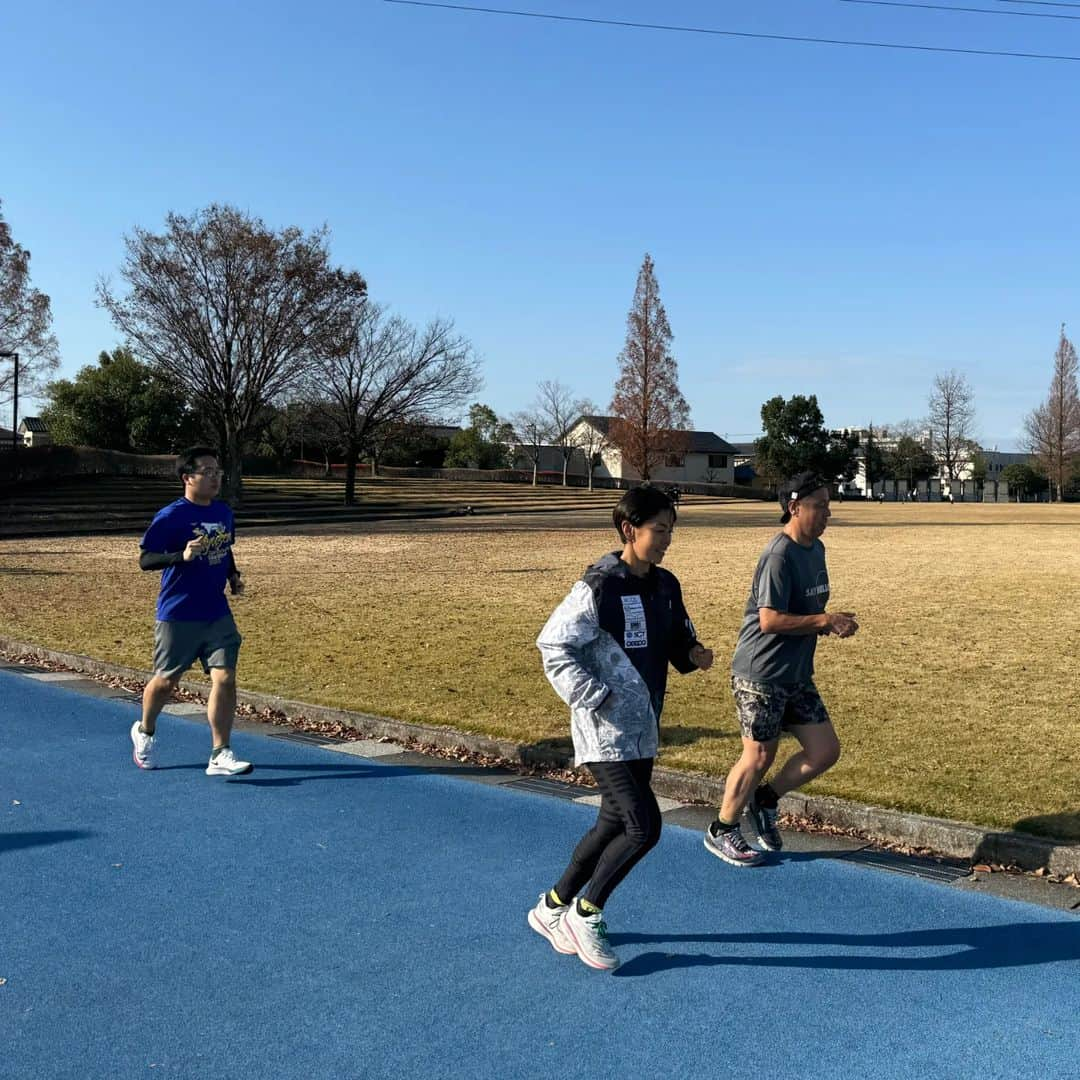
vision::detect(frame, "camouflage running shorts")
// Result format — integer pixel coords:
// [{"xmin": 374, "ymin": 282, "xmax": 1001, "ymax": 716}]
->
[{"xmin": 731, "ymin": 675, "xmax": 831, "ymax": 743}]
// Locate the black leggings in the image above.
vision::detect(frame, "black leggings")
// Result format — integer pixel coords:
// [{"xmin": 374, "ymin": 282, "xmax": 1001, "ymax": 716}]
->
[{"xmin": 554, "ymin": 758, "xmax": 662, "ymax": 910}]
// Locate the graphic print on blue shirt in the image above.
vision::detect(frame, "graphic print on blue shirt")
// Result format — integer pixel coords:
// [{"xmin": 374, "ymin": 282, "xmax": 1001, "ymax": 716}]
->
[{"xmin": 140, "ymin": 498, "xmax": 235, "ymax": 622}]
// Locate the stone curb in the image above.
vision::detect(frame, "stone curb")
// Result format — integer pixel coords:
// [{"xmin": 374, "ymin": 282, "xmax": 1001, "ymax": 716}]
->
[{"xmin": 3, "ymin": 635, "xmax": 1078, "ymax": 878}]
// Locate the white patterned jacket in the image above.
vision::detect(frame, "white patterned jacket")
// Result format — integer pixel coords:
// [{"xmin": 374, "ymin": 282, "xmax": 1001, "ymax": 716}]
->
[{"xmin": 536, "ymin": 553, "xmax": 700, "ymax": 765}]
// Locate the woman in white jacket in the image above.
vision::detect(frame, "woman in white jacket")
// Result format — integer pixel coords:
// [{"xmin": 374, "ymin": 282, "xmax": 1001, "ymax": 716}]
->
[{"xmin": 528, "ymin": 486, "xmax": 713, "ymax": 972}]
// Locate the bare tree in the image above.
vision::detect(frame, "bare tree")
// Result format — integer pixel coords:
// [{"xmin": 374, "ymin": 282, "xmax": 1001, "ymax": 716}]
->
[
  {"xmin": 609, "ymin": 254, "xmax": 690, "ymax": 480},
  {"xmin": 280, "ymin": 394, "xmax": 343, "ymax": 476},
  {"xmin": 308, "ymin": 301, "xmax": 481, "ymax": 504},
  {"xmin": 97, "ymin": 204, "xmax": 365, "ymax": 502},
  {"xmin": 0, "ymin": 201, "xmax": 60, "ymax": 416},
  {"xmin": 537, "ymin": 379, "xmax": 581, "ymax": 485},
  {"xmin": 511, "ymin": 406, "xmax": 550, "ymax": 486},
  {"xmin": 367, "ymin": 416, "xmax": 433, "ymax": 472},
  {"xmin": 569, "ymin": 401, "xmax": 610, "ymax": 491},
  {"xmin": 367, "ymin": 417, "xmax": 414, "ymax": 477},
  {"xmin": 927, "ymin": 370, "xmax": 977, "ymax": 482},
  {"xmin": 1023, "ymin": 326, "xmax": 1080, "ymax": 502},
  {"xmin": 887, "ymin": 418, "xmax": 931, "ymax": 442}
]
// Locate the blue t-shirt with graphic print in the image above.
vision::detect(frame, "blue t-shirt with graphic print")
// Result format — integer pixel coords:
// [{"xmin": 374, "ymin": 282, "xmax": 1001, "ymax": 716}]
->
[{"xmin": 140, "ymin": 498, "xmax": 235, "ymax": 622}]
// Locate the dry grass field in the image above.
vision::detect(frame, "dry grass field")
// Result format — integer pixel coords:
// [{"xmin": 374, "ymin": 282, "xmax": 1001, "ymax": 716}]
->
[{"xmin": 1, "ymin": 497, "xmax": 1078, "ymax": 840}]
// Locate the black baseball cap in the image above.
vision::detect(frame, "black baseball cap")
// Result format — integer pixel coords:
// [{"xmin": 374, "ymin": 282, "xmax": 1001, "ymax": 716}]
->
[{"xmin": 779, "ymin": 471, "xmax": 828, "ymax": 524}]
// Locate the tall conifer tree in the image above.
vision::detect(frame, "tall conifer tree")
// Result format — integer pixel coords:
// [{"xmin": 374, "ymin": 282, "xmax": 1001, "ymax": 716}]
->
[
  {"xmin": 609, "ymin": 254, "xmax": 690, "ymax": 481},
  {"xmin": 1023, "ymin": 325, "xmax": 1080, "ymax": 501}
]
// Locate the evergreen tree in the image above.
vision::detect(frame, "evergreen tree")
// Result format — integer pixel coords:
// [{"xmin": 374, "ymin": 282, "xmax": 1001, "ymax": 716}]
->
[
  {"xmin": 755, "ymin": 394, "xmax": 859, "ymax": 487},
  {"xmin": 41, "ymin": 347, "xmax": 201, "ymax": 452}
]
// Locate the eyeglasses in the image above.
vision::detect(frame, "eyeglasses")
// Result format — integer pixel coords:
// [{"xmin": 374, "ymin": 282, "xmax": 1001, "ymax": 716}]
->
[{"xmin": 191, "ymin": 468, "xmax": 223, "ymax": 478}]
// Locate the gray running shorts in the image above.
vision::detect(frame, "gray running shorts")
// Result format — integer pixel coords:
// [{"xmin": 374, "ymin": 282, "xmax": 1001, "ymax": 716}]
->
[
  {"xmin": 153, "ymin": 614, "xmax": 242, "ymax": 680},
  {"xmin": 731, "ymin": 675, "xmax": 830, "ymax": 743}
]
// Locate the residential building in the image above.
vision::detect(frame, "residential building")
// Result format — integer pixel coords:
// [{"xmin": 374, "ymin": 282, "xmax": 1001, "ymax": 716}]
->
[
  {"xmin": 729, "ymin": 441, "xmax": 759, "ymax": 485},
  {"xmin": 18, "ymin": 418, "xmax": 51, "ymax": 448},
  {"xmin": 559, "ymin": 415, "xmax": 737, "ymax": 485}
]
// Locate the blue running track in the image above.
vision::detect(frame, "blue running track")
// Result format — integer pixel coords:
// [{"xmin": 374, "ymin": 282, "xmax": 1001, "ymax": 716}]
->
[{"xmin": 2, "ymin": 668, "xmax": 1078, "ymax": 1079}]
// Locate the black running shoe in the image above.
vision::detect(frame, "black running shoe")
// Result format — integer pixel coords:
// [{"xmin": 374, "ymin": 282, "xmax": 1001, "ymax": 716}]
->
[{"xmin": 746, "ymin": 792, "xmax": 783, "ymax": 852}]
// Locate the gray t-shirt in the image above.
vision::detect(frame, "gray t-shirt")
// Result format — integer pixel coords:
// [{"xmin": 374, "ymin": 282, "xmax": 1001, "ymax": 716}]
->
[{"xmin": 731, "ymin": 533, "xmax": 830, "ymax": 685}]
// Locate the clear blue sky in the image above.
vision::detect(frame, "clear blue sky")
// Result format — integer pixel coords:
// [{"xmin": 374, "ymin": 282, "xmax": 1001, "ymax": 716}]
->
[{"xmin": 5, "ymin": 0, "xmax": 1080, "ymax": 449}]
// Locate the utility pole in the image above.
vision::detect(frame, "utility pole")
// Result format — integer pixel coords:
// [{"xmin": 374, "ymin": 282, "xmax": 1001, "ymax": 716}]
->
[{"xmin": 0, "ymin": 351, "xmax": 18, "ymax": 479}]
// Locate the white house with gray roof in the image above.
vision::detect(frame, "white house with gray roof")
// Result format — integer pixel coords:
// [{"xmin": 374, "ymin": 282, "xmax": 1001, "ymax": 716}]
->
[
  {"xmin": 562, "ymin": 415, "xmax": 737, "ymax": 485},
  {"xmin": 18, "ymin": 418, "xmax": 51, "ymax": 448}
]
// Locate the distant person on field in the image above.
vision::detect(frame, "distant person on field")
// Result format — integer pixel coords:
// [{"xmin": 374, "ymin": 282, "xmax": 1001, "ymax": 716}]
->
[
  {"xmin": 704, "ymin": 472, "xmax": 857, "ymax": 866},
  {"xmin": 130, "ymin": 447, "xmax": 252, "ymax": 777},
  {"xmin": 530, "ymin": 485, "xmax": 713, "ymax": 971}
]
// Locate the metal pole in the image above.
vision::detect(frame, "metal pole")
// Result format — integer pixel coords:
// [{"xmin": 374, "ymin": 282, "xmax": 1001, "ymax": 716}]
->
[
  {"xmin": 0, "ymin": 352, "xmax": 17, "ymax": 476},
  {"xmin": 12, "ymin": 351, "xmax": 17, "ymax": 459}
]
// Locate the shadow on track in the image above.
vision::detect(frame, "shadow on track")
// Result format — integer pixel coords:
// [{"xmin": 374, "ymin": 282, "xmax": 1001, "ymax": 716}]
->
[
  {"xmin": 202, "ymin": 762, "xmax": 506, "ymax": 787},
  {"xmin": 610, "ymin": 922, "xmax": 1080, "ymax": 976},
  {"xmin": 0, "ymin": 829, "xmax": 93, "ymax": 853}
]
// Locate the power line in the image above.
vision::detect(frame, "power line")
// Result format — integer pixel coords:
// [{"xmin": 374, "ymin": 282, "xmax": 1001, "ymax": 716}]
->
[
  {"xmin": 384, "ymin": 1, "xmax": 1080, "ymax": 62},
  {"xmin": 840, "ymin": 0, "xmax": 1080, "ymax": 18},
  {"xmin": 995, "ymin": 0, "xmax": 1080, "ymax": 8}
]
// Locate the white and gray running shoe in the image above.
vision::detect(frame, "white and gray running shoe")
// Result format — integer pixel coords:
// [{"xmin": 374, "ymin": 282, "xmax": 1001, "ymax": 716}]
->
[
  {"xmin": 130, "ymin": 721, "xmax": 156, "ymax": 770},
  {"xmin": 528, "ymin": 894, "xmax": 576, "ymax": 955},
  {"xmin": 205, "ymin": 746, "xmax": 253, "ymax": 777},
  {"xmin": 703, "ymin": 822, "xmax": 765, "ymax": 867},
  {"xmin": 746, "ymin": 792, "xmax": 783, "ymax": 851},
  {"xmin": 562, "ymin": 904, "xmax": 620, "ymax": 971}
]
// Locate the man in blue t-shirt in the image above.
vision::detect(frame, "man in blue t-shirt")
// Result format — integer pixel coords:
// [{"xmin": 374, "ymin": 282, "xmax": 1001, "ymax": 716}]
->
[{"xmin": 130, "ymin": 447, "xmax": 253, "ymax": 777}]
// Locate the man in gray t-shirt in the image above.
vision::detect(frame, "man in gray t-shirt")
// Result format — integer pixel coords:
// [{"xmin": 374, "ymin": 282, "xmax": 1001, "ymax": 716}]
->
[
  {"xmin": 704, "ymin": 472, "xmax": 859, "ymax": 867},
  {"xmin": 731, "ymin": 531, "xmax": 830, "ymax": 686}
]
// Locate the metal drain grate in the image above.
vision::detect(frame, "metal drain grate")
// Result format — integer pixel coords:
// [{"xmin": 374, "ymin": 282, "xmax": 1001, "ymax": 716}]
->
[
  {"xmin": 837, "ymin": 849, "xmax": 970, "ymax": 884},
  {"xmin": 267, "ymin": 730, "xmax": 346, "ymax": 746},
  {"xmin": 502, "ymin": 777, "xmax": 594, "ymax": 802}
]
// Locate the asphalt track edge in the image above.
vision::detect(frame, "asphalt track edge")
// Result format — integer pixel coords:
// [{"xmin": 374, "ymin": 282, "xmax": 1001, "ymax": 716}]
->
[{"xmin": 2, "ymin": 633, "xmax": 1078, "ymax": 878}]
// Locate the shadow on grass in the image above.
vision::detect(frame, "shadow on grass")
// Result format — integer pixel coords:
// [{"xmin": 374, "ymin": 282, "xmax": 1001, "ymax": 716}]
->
[
  {"xmin": 0, "ymin": 550, "xmax": 81, "ymax": 556},
  {"xmin": 661, "ymin": 726, "xmax": 740, "ymax": 748},
  {"xmin": 610, "ymin": 922, "xmax": 1080, "ymax": 976},
  {"xmin": 0, "ymin": 567, "xmax": 66, "ymax": 576},
  {"xmin": 827, "ymin": 519, "xmax": 1077, "ymax": 530},
  {"xmin": 0, "ymin": 829, "xmax": 93, "ymax": 854},
  {"xmin": 519, "ymin": 737, "xmax": 575, "ymax": 760},
  {"xmin": 1010, "ymin": 813, "xmax": 1080, "ymax": 845},
  {"xmin": 0, "ymin": 548, "xmax": 80, "ymax": 557}
]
